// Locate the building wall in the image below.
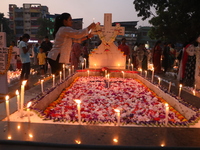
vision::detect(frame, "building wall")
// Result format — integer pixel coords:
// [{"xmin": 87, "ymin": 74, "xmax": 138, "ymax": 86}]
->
[{"xmin": 9, "ymin": 3, "xmax": 49, "ymax": 41}]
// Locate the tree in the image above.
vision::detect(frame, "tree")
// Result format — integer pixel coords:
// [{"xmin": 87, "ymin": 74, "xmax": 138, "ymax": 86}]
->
[
  {"xmin": 0, "ymin": 13, "xmax": 14, "ymax": 46},
  {"xmin": 133, "ymin": 0, "xmax": 200, "ymax": 43},
  {"xmin": 36, "ymin": 17, "xmax": 54, "ymax": 40}
]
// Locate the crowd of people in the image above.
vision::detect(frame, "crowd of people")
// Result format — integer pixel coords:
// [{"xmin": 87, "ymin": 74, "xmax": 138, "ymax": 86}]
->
[{"xmin": 9, "ymin": 12, "xmax": 200, "ymax": 90}]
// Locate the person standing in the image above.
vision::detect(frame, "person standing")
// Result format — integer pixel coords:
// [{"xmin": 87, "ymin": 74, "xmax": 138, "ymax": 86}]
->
[
  {"xmin": 70, "ymin": 41, "xmax": 82, "ymax": 70},
  {"xmin": 152, "ymin": 40, "xmax": 162, "ymax": 74},
  {"xmin": 47, "ymin": 13, "xmax": 95, "ymax": 75},
  {"xmin": 37, "ymin": 47, "xmax": 46, "ymax": 77},
  {"xmin": 162, "ymin": 42, "xmax": 170, "ymax": 73},
  {"xmin": 18, "ymin": 33, "xmax": 31, "ymax": 88},
  {"xmin": 118, "ymin": 38, "xmax": 130, "ymax": 66}
]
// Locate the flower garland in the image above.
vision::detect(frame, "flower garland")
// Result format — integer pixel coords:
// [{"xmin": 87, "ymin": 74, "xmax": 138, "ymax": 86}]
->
[
  {"xmin": 0, "ymin": 47, "xmax": 12, "ymax": 75},
  {"xmin": 95, "ymin": 23, "xmax": 121, "ymax": 52}
]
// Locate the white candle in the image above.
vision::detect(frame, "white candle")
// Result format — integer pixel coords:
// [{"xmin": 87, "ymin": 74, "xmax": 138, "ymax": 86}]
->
[
  {"xmin": 128, "ymin": 58, "xmax": 131, "ymax": 70},
  {"xmin": 87, "ymin": 70, "xmax": 89, "ymax": 77},
  {"xmin": 151, "ymin": 68, "xmax": 154, "ymax": 82},
  {"xmin": 74, "ymin": 99, "xmax": 81, "ymax": 124},
  {"xmin": 27, "ymin": 102, "xmax": 32, "ymax": 122},
  {"xmin": 131, "ymin": 64, "xmax": 133, "ymax": 71},
  {"xmin": 52, "ymin": 74, "xmax": 55, "ymax": 87},
  {"xmin": 114, "ymin": 109, "xmax": 120, "ymax": 126},
  {"xmin": 63, "ymin": 64, "xmax": 65, "ymax": 80},
  {"xmin": 82, "ymin": 63, "xmax": 84, "ymax": 70},
  {"xmin": 20, "ymin": 80, "xmax": 27, "ymax": 117},
  {"xmin": 145, "ymin": 70, "xmax": 147, "ymax": 78},
  {"xmin": 69, "ymin": 68, "xmax": 71, "ymax": 76},
  {"xmin": 16, "ymin": 90, "xmax": 20, "ymax": 112},
  {"xmin": 178, "ymin": 84, "xmax": 182, "ymax": 97},
  {"xmin": 122, "ymin": 71, "xmax": 124, "ymax": 79},
  {"xmin": 41, "ymin": 79, "xmax": 44, "ymax": 93},
  {"xmin": 168, "ymin": 82, "xmax": 171, "ymax": 93},
  {"xmin": 165, "ymin": 103, "xmax": 169, "ymax": 126},
  {"xmin": 158, "ymin": 77, "xmax": 161, "ymax": 86},
  {"xmin": 84, "ymin": 58, "xmax": 86, "ymax": 69},
  {"xmin": 5, "ymin": 95, "xmax": 10, "ymax": 121},
  {"xmin": 72, "ymin": 65, "xmax": 74, "ymax": 74},
  {"xmin": 59, "ymin": 71, "xmax": 62, "ymax": 82}
]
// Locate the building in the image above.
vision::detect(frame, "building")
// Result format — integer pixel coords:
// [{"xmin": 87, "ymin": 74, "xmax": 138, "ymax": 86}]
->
[
  {"xmin": 9, "ymin": 3, "xmax": 49, "ymax": 41},
  {"xmin": 112, "ymin": 21, "xmax": 138, "ymax": 46},
  {"xmin": 136, "ymin": 26, "xmax": 156, "ymax": 49}
]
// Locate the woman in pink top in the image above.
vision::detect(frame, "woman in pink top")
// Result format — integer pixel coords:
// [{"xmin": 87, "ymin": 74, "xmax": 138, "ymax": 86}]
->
[{"xmin": 47, "ymin": 13, "xmax": 95, "ymax": 75}]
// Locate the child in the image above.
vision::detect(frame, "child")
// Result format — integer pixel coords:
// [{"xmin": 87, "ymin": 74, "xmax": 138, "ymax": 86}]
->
[{"xmin": 37, "ymin": 47, "xmax": 46, "ymax": 77}]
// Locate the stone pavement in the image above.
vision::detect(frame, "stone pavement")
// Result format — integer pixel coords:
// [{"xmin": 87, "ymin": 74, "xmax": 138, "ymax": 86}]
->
[{"xmin": 0, "ymin": 70, "xmax": 200, "ymax": 150}]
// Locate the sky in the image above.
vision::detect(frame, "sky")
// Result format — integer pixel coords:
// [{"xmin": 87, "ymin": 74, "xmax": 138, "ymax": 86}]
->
[{"xmin": 1, "ymin": 0, "xmax": 151, "ymax": 28}]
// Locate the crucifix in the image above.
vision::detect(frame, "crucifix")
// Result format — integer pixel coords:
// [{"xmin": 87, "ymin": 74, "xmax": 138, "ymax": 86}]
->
[{"xmin": 92, "ymin": 13, "xmax": 125, "ymax": 42}]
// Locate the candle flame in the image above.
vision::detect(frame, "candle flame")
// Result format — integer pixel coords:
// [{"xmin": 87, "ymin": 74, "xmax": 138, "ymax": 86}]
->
[
  {"xmin": 22, "ymin": 80, "xmax": 27, "ymax": 86},
  {"xmin": 114, "ymin": 109, "xmax": 120, "ymax": 113},
  {"xmin": 121, "ymin": 71, "xmax": 124, "ymax": 74},
  {"xmin": 5, "ymin": 95, "xmax": 9, "ymax": 101},
  {"xmin": 165, "ymin": 103, "xmax": 169, "ymax": 107},
  {"xmin": 113, "ymin": 138, "xmax": 118, "ymax": 143},
  {"xmin": 41, "ymin": 79, "xmax": 44, "ymax": 83},
  {"xmin": 17, "ymin": 125, "xmax": 21, "ymax": 129},
  {"xmin": 74, "ymin": 99, "xmax": 81, "ymax": 104},
  {"xmin": 16, "ymin": 90, "xmax": 19, "ymax": 95},
  {"xmin": 75, "ymin": 140, "xmax": 81, "ymax": 144},
  {"xmin": 29, "ymin": 134, "xmax": 33, "ymax": 138},
  {"xmin": 179, "ymin": 84, "xmax": 182, "ymax": 88},
  {"xmin": 60, "ymin": 71, "xmax": 62, "ymax": 75},
  {"xmin": 27, "ymin": 101, "xmax": 32, "ymax": 108},
  {"xmin": 7, "ymin": 136, "xmax": 12, "ymax": 140},
  {"xmin": 53, "ymin": 74, "xmax": 55, "ymax": 78}
]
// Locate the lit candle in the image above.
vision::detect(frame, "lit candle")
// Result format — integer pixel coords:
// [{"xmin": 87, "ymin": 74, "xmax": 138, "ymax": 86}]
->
[
  {"xmin": 72, "ymin": 65, "xmax": 74, "ymax": 74},
  {"xmin": 84, "ymin": 58, "xmax": 86, "ymax": 69},
  {"xmin": 193, "ymin": 90, "xmax": 196, "ymax": 96},
  {"xmin": 145, "ymin": 70, "xmax": 147, "ymax": 78},
  {"xmin": 114, "ymin": 109, "xmax": 120, "ymax": 126},
  {"xmin": 131, "ymin": 64, "xmax": 133, "ymax": 71},
  {"xmin": 165, "ymin": 103, "xmax": 169, "ymax": 126},
  {"xmin": 82, "ymin": 63, "xmax": 84, "ymax": 70},
  {"xmin": 41, "ymin": 79, "xmax": 44, "ymax": 93},
  {"xmin": 178, "ymin": 84, "xmax": 182, "ymax": 97},
  {"xmin": 27, "ymin": 102, "xmax": 32, "ymax": 122},
  {"xmin": 74, "ymin": 99, "xmax": 81, "ymax": 124},
  {"xmin": 16, "ymin": 90, "xmax": 20, "ymax": 112},
  {"xmin": 151, "ymin": 67, "xmax": 154, "ymax": 82},
  {"xmin": 69, "ymin": 68, "xmax": 71, "ymax": 76},
  {"xmin": 5, "ymin": 95, "xmax": 10, "ymax": 121},
  {"xmin": 87, "ymin": 70, "xmax": 90, "ymax": 77},
  {"xmin": 20, "ymin": 80, "xmax": 27, "ymax": 117},
  {"xmin": 158, "ymin": 77, "xmax": 161, "ymax": 86},
  {"xmin": 52, "ymin": 74, "xmax": 55, "ymax": 87},
  {"xmin": 168, "ymin": 82, "xmax": 171, "ymax": 93},
  {"xmin": 122, "ymin": 71, "xmax": 124, "ymax": 79},
  {"xmin": 63, "ymin": 64, "xmax": 65, "ymax": 80},
  {"xmin": 59, "ymin": 71, "xmax": 62, "ymax": 82}
]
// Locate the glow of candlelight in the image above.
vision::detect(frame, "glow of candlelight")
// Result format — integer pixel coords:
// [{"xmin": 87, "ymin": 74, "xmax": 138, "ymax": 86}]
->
[
  {"xmin": 114, "ymin": 109, "xmax": 120, "ymax": 126},
  {"xmin": 16, "ymin": 90, "xmax": 20, "ymax": 112},
  {"xmin": 165, "ymin": 103, "xmax": 169, "ymax": 126},
  {"xmin": 178, "ymin": 84, "xmax": 182, "ymax": 97},
  {"xmin": 74, "ymin": 99, "xmax": 81, "ymax": 124}
]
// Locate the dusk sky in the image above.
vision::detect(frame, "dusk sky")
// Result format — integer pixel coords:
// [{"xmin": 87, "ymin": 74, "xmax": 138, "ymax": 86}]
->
[{"xmin": 1, "ymin": 0, "xmax": 151, "ymax": 28}]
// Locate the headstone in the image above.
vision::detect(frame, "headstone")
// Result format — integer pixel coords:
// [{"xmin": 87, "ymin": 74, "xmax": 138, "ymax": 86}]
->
[
  {"xmin": 89, "ymin": 13, "xmax": 126, "ymax": 69},
  {"xmin": 0, "ymin": 32, "xmax": 8, "ymax": 94}
]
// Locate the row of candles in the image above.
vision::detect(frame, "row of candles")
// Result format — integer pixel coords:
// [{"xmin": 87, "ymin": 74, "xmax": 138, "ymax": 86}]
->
[
  {"xmin": 5, "ymin": 80, "xmax": 32, "ymax": 122},
  {"xmin": 137, "ymin": 67, "xmax": 197, "ymax": 97}
]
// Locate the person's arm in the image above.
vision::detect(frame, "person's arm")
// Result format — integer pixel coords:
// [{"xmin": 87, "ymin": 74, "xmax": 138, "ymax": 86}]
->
[{"xmin": 62, "ymin": 23, "xmax": 96, "ymax": 39}]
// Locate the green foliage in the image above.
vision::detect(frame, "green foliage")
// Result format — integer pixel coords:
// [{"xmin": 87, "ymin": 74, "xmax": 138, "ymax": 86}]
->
[
  {"xmin": 36, "ymin": 18, "xmax": 54, "ymax": 40},
  {"xmin": 133, "ymin": 0, "xmax": 200, "ymax": 43}
]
